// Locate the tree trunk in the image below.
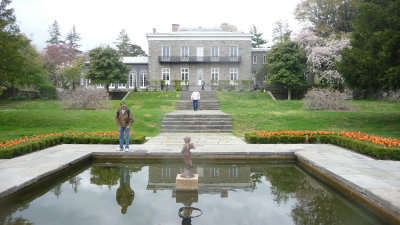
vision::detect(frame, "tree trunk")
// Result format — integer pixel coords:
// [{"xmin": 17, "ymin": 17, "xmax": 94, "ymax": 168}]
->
[
  {"xmin": 288, "ymin": 88, "xmax": 292, "ymax": 100},
  {"xmin": 105, "ymin": 84, "xmax": 109, "ymax": 93}
]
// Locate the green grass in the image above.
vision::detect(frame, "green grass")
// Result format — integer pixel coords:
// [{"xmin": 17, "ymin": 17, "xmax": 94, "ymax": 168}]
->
[
  {"xmin": 1, "ymin": 91, "xmax": 399, "ymax": 143},
  {"xmin": 217, "ymin": 92, "xmax": 400, "ymax": 139},
  {"xmin": 0, "ymin": 91, "xmax": 180, "ymax": 142}
]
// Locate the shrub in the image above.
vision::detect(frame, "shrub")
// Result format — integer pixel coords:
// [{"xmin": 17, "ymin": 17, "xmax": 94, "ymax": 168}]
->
[
  {"xmin": 133, "ymin": 86, "xmax": 138, "ymax": 92},
  {"xmin": 59, "ymin": 87, "xmax": 112, "ymax": 110},
  {"xmin": 259, "ymin": 87, "xmax": 264, "ymax": 92},
  {"xmin": 303, "ymin": 87, "xmax": 352, "ymax": 111},
  {"xmin": 39, "ymin": 83, "xmax": 57, "ymax": 99}
]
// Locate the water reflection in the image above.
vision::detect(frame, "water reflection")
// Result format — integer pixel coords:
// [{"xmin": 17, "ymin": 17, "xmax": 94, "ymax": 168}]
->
[
  {"xmin": 116, "ymin": 166, "xmax": 135, "ymax": 214},
  {"xmin": 0, "ymin": 161, "xmax": 390, "ymax": 225}
]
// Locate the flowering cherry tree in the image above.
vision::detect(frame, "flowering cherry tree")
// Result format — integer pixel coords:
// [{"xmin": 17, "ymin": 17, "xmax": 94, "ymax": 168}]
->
[{"xmin": 295, "ymin": 30, "xmax": 350, "ymax": 88}]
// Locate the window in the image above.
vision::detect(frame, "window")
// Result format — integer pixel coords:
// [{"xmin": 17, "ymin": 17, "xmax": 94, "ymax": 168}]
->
[
  {"xmin": 140, "ymin": 70, "xmax": 147, "ymax": 88},
  {"xmin": 181, "ymin": 46, "xmax": 189, "ymax": 61},
  {"xmin": 211, "ymin": 46, "xmax": 219, "ymax": 57},
  {"xmin": 253, "ymin": 55, "xmax": 257, "ymax": 64},
  {"xmin": 129, "ymin": 70, "xmax": 136, "ymax": 88},
  {"xmin": 251, "ymin": 70, "xmax": 256, "ymax": 80},
  {"xmin": 162, "ymin": 166, "xmax": 171, "ymax": 177},
  {"xmin": 162, "ymin": 68, "xmax": 170, "ymax": 85},
  {"xmin": 263, "ymin": 55, "xmax": 267, "ymax": 64},
  {"xmin": 86, "ymin": 79, "xmax": 91, "ymax": 86},
  {"xmin": 229, "ymin": 46, "xmax": 238, "ymax": 62},
  {"xmin": 181, "ymin": 68, "xmax": 189, "ymax": 80},
  {"xmin": 118, "ymin": 83, "xmax": 126, "ymax": 88},
  {"xmin": 162, "ymin": 46, "xmax": 170, "ymax": 61},
  {"xmin": 229, "ymin": 166, "xmax": 238, "ymax": 178},
  {"xmin": 211, "ymin": 68, "xmax": 219, "ymax": 80},
  {"xmin": 110, "ymin": 83, "xmax": 115, "ymax": 89},
  {"xmin": 230, "ymin": 68, "xmax": 238, "ymax": 85},
  {"xmin": 210, "ymin": 166, "xmax": 219, "ymax": 177}
]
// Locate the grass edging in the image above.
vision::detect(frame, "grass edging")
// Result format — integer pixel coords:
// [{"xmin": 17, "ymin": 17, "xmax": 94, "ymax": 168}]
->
[
  {"xmin": 245, "ymin": 132, "xmax": 400, "ymax": 160},
  {"xmin": 0, "ymin": 135, "xmax": 146, "ymax": 159}
]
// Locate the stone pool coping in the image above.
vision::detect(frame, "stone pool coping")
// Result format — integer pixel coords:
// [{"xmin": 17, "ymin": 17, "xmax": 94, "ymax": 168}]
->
[{"xmin": 0, "ymin": 133, "xmax": 400, "ymax": 223}]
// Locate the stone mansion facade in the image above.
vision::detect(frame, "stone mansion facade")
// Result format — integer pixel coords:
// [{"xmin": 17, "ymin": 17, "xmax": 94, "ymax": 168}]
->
[{"xmin": 81, "ymin": 24, "xmax": 269, "ymax": 90}]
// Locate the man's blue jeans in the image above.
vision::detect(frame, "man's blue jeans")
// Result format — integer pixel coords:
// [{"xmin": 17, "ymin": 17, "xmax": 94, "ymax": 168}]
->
[
  {"xmin": 193, "ymin": 100, "xmax": 199, "ymax": 111},
  {"xmin": 119, "ymin": 127, "xmax": 130, "ymax": 149}
]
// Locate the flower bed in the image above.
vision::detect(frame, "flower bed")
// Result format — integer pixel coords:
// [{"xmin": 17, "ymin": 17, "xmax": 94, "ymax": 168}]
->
[
  {"xmin": 245, "ymin": 130, "xmax": 400, "ymax": 160},
  {"xmin": 0, "ymin": 131, "xmax": 146, "ymax": 159}
]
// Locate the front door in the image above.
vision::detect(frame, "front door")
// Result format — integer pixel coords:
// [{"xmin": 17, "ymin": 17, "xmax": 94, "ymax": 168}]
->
[
  {"xmin": 196, "ymin": 68, "xmax": 203, "ymax": 86},
  {"xmin": 196, "ymin": 47, "xmax": 204, "ymax": 61}
]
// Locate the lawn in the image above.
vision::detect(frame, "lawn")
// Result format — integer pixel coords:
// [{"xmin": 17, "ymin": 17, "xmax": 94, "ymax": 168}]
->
[
  {"xmin": 0, "ymin": 91, "xmax": 180, "ymax": 142},
  {"xmin": 217, "ymin": 92, "xmax": 400, "ymax": 139},
  {"xmin": 1, "ymin": 91, "xmax": 399, "ymax": 143}
]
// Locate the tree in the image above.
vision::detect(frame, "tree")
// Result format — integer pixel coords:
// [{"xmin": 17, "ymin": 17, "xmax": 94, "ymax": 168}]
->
[
  {"xmin": 65, "ymin": 25, "xmax": 81, "ymax": 52},
  {"xmin": 337, "ymin": 0, "xmax": 400, "ymax": 92},
  {"xmin": 55, "ymin": 59, "xmax": 84, "ymax": 90},
  {"xmin": 266, "ymin": 40, "xmax": 307, "ymax": 100},
  {"xmin": 47, "ymin": 20, "xmax": 63, "ymax": 46},
  {"xmin": 42, "ymin": 43, "xmax": 77, "ymax": 87},
  {"xmin": 272, "ymin": 20, "xmax": 292, "ymax": 43},
  {"xmin": 86, "ymin": 46, "xmax": 129, "ymax": 92},
  {"xmin": 115, "ymin": 29, "xmax": 146, "ymax": 56},
  {"xmin": 295, "ymin": 29, "xmax": 350, "ymax": 88},
  {"xmin": 250, "ymin": 25, "xmax": 267, "ymax": 48},
  {"xmin": 295, "ymin": 0, "xmax": 357, "ymax": 37},
  {"xmin": 0, "ymin": 0, "xmax": 48, "ymax": 97}
]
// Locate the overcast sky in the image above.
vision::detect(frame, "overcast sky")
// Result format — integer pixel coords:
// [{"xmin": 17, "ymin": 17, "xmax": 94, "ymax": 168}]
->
[{"xmin": 11, "ymin": 0, "xmax": 304, "ymax": 53}]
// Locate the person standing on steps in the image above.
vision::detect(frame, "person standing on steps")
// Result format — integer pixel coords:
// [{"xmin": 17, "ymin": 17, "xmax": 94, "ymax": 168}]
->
[
  {"xmin": 191, "ymin": 88, "xmax": 200, "ymax": 111},
  {"xmin": 115, "ymin": 102, "xmax": 134, "ymax": 151},
  {"xmin": 201, "ymin": 79, "xmax": 205, "ymax": 91}
]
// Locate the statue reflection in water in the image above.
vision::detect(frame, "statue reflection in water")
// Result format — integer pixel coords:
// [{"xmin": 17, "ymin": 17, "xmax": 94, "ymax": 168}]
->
[{"xmin": 116, "ymin": 166, "xmax": 135, "ymax": 214}]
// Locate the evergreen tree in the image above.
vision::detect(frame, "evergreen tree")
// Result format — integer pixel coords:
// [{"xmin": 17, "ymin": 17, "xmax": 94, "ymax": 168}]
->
[
  {"xmin": 47, "ymin": 20, "xmax": 63, "ymax": 46},
  {"xmin": 65, "ymin": 25, "xmax": 81, "ymax": 51},
  {"xmin": 250, "ymin": 25, "xmax": 267, "ymax": 48},
  {"xmin": 337, "ymin": 0, "xmax": 400, "ymax": 92},
  {"xmin": 115, "ymin": 29, "xmax": 146, "ymax": 56},
  {"xmin": 266, "ymin": 41, "xmax": 307, "ymax": 100}
]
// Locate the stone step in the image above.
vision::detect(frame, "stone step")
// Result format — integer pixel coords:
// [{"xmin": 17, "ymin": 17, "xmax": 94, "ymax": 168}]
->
[
  {"xmin": 163, "ymin": 114, "xmax": 230, "ymax": 119},
  {"xmin": 162, "ymin": 129, "xmax": 231, "ymax": 133},
  {"xmin": 180, "ymin": 91, "xmax": 216, "ymax": 100},
  {"xmin": 161, "ymin": 125, "xmax": 232, "ymax": 131},
  {"xmin": 163, "ymin": 118, "xmax": 232, "ymax": 122},
  {"xmin": 162, "ymin": 120, "xmax": 231, "ymax": 125}
]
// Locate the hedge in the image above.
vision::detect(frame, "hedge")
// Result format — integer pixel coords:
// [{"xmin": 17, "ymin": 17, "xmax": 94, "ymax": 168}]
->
[
  {"xmin": 245, "ymin": 132, "xmax": 400, "ymax": 160},
  {"xmin": 0, "ymin": 135, "xmax": 146, "ymax": 159}
]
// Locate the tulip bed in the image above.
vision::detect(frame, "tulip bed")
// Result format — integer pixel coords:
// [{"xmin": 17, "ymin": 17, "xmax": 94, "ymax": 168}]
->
[
  {"xmin": 245, "ymin": 130, "xmax": 400, "ymax": 160},
  {"xmin": 0, "ymin": 131, "xmax": 146, "ymax": 159}
]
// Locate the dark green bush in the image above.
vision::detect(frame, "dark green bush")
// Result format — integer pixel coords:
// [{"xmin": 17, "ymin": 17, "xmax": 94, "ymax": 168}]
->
[{"xmin": 39, "ymin": 83, "xmax": 57, "ymax": 100}]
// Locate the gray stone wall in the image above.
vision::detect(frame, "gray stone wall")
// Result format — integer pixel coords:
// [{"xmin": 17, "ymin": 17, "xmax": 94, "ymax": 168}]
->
[{"xmin": 148, "ymin": 39, "xmax": 252, "ymax": 88}]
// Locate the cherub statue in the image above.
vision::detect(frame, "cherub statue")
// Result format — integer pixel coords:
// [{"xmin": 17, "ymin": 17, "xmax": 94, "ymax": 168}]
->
[{"xmin": 181, "ymin": 136, "xmax": 195, "ymax": 178}]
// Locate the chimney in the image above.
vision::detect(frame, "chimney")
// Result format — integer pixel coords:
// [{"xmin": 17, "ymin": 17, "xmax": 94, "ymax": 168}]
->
[
  {"xmin": 172, "ymin": 24, "xmax": 179, "ymax": 32},
  {"xmin": 152, "ymin": 28, "xmax": 156, "ymax": 34},
  {"xmin": 221, "ymin": 23, "xmax": 229, "ymax": 32}
]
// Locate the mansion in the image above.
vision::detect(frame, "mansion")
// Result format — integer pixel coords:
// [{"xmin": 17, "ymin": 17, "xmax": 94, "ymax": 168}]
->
[{"xmin": 81, "ymin": 24, "xmax": 269, "ymax": 90}]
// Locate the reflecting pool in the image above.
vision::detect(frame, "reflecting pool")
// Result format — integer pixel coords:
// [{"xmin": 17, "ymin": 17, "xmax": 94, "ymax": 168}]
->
[{"xmin": 0, "ymin": 160, "xmax": 391, "ymax": 225}]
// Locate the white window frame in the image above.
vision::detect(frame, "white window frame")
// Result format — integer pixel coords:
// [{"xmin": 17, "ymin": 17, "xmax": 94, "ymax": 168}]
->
[
  {"xmin": 230, "ymin": 68, "xmax": 238, "ymax": 85},
  {"xmin": 211, "ymin": 46, "xmax": 219, "ymax": 61},
  {"xmin": 181, "ymin": 68, "xmax": 189, "ymax": 80},
  {"xmin": 110, "ymin": 83, "xmax": 115, "ymax": 89},
  {"xmin": 253, "ymin": 55, "xmax": 257, "ymax": 64},
  {"xmin": 162, "ymin": 68, "xmax": 170, "ymax": 85},
  {"xmin": 129, "ymin": 70, "xmax": 136, "ymax": 88},
  {"xmin": 210, "ymin": 166, "xmax": 219, "ymax": 177},
  {"xmin": 139, "ymin": 70, "xmax": 147, "ymax": 88},
  {"xmin": 251, "ymin": 70, "xmax": 256, "ymax": 80},
  {"xmin": 118, "ymin": 83, "xmax": 126, "ymax": 88},
  {"xmin": 211, "ymin": 68, "xmax": 219, "ymax": 81},
  {"xmin": 181, "ymin": 46, "xmax": 189, "ymax": 61}
]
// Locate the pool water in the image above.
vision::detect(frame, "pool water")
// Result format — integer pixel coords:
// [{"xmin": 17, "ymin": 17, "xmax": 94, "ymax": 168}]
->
[{"xmin": 0, "ymin": 160, "xmax": 391, "ymax": 225}]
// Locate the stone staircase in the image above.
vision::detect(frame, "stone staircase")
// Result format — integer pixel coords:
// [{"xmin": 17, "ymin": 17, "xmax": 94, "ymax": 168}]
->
[
  {"xmin": 176, "ymin": 91, "xmax": 220, "ymax": 110},
  {"xmin": 160, "ymin": 90, "xmax": 233, "ymax": 133},
  {"xmin": 161, "ymin": 112, "xmax": 232, "ymax": 133}
]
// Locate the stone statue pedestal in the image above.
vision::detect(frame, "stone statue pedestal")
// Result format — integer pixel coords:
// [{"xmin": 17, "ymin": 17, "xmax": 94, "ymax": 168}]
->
[{"xmin": 176, "ymin": 174, "xmax": 198, "ymax": 191}]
